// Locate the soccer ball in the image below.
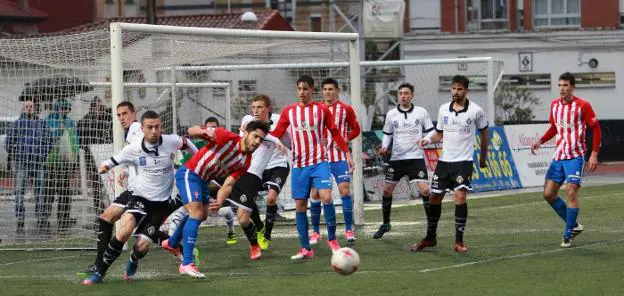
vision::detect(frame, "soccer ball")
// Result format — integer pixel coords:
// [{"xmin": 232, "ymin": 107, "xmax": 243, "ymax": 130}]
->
[{"xmin": 331, "ymin": 247, "xmax": 360, "ymax": 276}]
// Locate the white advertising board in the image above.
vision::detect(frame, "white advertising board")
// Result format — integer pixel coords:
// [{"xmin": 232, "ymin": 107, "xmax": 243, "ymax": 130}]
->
[{"xmin": 504, "ymin": 124, "xmax": 556, "ymax": 187}]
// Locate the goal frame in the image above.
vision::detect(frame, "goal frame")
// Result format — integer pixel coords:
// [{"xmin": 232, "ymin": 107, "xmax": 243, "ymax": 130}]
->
[{"xmin": 108, "ymin": 23, "xmax": 366, "ymax": 224}]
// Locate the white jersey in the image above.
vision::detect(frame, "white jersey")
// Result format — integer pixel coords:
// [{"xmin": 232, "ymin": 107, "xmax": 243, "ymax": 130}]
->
[
  {"xmin": 382, "ymin": 105, "xmax": 434, "ymax": 161},
  {"xmin": 107, "ymin": 135, "xmax": 188, "ymax": 202},
  {"xmin": 240, "ymin": 114, "xmax": 289, "ymax": 178},
  {"xmin": 435, "ymin": 100, "xmax": 488, "ymax": 162},
  {"xmin": 125, "ymin": 121, "xmax": 143, "ymax": 191}
]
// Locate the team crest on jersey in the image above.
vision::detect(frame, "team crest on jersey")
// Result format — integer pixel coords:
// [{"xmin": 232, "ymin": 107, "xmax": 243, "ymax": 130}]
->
[
  {"xmin": 456, "ymin": 176, "xmax": 464, "ymax": 184},
  {"xmin": 139, "ymin": 156, "xmax": 147, "ymax": 166},
  {"xmin": 393, "ymin": 120, "xmax": 399, "ymax": 128},
  {"xmin": 466, "ymin": 118, "xmax": 472, "ymax": 125},
  {"xmin": 415, "ymin": 119, "xmax": 420, "ymax": 126}
]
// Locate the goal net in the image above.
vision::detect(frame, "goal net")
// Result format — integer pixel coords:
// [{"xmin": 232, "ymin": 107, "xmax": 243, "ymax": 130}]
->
[{"xmin": 0, "ymin": 22, "xmax": 502, "ymax": 250}]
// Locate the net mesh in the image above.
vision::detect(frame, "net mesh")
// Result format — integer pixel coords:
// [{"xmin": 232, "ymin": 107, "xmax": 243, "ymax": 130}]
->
[{"xmin": 0, "ymin": 25, "xmax": 502, "ymax": 250}]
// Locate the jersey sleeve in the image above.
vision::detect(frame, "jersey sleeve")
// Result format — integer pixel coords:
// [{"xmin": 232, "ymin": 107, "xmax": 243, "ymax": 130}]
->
[
  {"xmin": 475, "ymin": 107, "xmax": 489, "ymax": 130},
  {"xmin": 382, "ymin": 111, "xmax": 394, "ymax": 135},
  {"xmin": 345, "ymin": 105, "xmax": 361, "ymax": 141},
  {"xmin": 271, "ymin": 107, "xmax": 291, "ymax": 138},
  {"xmin": 421, "ymin": 109, "xmax": 434, "ymax": 133},
  {"xmin": 108, "ymin": 144, "xmax": 138, "ymax": 167},
  {"xmin": 435, "ymin": 106, "xmax": 445, "ymax": 132},
  {"xmin": 581, "ymin": 101, "xmax": 602, "ymax": 152},
  {"xmin": 126, "ymin": 122, "xmax": 143, "ymax": 145}
]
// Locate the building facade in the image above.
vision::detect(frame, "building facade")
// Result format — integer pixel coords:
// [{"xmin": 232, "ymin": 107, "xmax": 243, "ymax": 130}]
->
[{"xmin": 405, "ymin": 0, "xmax": 624, "ymax": 120}]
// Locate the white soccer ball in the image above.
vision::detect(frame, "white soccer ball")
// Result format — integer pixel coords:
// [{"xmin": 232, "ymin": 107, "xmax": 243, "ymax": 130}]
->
[{"xmin": 331, "ymin": 247, "xmax": 360, "ymax": 276}]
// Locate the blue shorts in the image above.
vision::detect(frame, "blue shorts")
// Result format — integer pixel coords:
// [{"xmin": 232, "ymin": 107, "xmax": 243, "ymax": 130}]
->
[
  {"xmin": 175, "ymin": 167, "xmax": 211, "ymax": 205},
  {"xmin": 291, "ymin": 162, "xmax": 333, "ymax": 199},
  {"xmin": 329, "ymin": 161, "xmax": 351, "ymax": 184},
  {"xmin": 545, "ymin": 157, "xmax": 585, "ymax": 186}
]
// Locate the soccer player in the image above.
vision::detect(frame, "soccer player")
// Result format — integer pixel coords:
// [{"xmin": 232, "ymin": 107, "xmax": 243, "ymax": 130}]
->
[
  {"xmin": 78, "ymin": 101, "xmax": 146, "ymax": 277},
  {"xmin": 270, "ymin": 75, "xmax": 354, "ymax": 260},
  {"xmin": 373, "ymin": 83, "xmax": 433, "ymax": 240},
  {"xmin": 309, "ymin": 78, "xmax": 361, "ymax": 244},
  {"xmin": 411, "ymin": 75, "xmax": 488, "ymax": 253},
  {"xmin": 83, "ymin": 111, "xmax": 197, "ymax": 284},
  {"xmin": 162, "ymin": 120, "xmax": 270, "ymax": 278},
  {"xmin": 166, "ymin": 117, "xmax": 238, "ymax": 246},
  {"xmin": 238, "ymin": 95, "xmax": 290, "ymax": 250},
  {"xmin": 531, "ymin": 72, "xmax": 601, "ymax": 248}
]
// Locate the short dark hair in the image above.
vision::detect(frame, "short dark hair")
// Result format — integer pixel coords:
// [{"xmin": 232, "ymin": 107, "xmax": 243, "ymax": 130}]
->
[
  {"xmin": 251, "ymin": 94, "xmax": 272, "ymax": 108},
  {"xmin": 451, "ymin": 75, "xmax": 470, "ymax": 89},
  {"xmin": 204, "ymin": 116, "xmax": 219, "ymax": 126},
  {"xmin": 140, "ymin": 110, "xmax": 160, "ymax": 123},
  {"xmin": 558, "ymin": 72, "xmax": 576, "ymax": 86},
  {"xmin": 297, "ymin": 75, "xmax": 315, "ymax": 88},
  {"xmin": 116, "ymin": 101, "xmax": 135, "ymax": 112},
  {"xmin": 244, "ymin": 120, "xmax": 270, "ymax": 135},
  {"xmin": 397, "ymin": 83, "xmax": 414, "ymax": 93},
  {"xmin": 321, "ymin": 77, "xmax": 339, "ymax": 89}
]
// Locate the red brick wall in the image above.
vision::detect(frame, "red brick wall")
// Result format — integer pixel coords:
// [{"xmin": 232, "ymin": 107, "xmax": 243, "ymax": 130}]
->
[
  {"xmin": 581, "ymin": 0, "xmax": 619, "ymax": 28},
  {"xmin": 523, "ymin": 0, "xmax": 533, "ymax": 31}
]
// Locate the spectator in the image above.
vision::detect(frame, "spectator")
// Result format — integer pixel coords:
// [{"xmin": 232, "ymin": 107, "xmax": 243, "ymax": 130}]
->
[
  {"xmin": 5, "ymin": 100, "xmax": 51, "ymax": 235},
  {"xmin": 44, "ymin": 98, "xmax": 80, "ymax": 234},
  {"xmin": 77, "ymin": 97, "xmax": 112, "ymax": 216}
]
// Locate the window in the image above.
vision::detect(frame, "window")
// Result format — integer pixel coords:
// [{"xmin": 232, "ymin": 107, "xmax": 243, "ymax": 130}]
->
[
  {"xmin": 502, "ymin": 74, "xmax": 551, "ymax": 89},
  {"xmin": 572, "ymin": 72, "xmax": 616, "ymax": 88},
  {"xmin": 466, "ymin": 0, "xmax": 508, "ymax": 31},
  {"xmin": 533, "ymin": 0, "xmax": 580, "ymax": 27},
  {"xmin": 270, "ymin": 0, "xmax": 292, "ymax": 20},
  {"xmin": 439, "ymin": 75, "xmax": 488, "ymax": 91},
  {"xmin": 310, "ymin": 15, "xmax": 322, "ymax": 32}
]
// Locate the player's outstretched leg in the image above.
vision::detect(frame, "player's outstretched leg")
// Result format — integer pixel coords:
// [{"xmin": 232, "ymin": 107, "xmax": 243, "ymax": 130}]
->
[
  {"xmin": 409, "ymin": 194, "xmax": 442, "ymax": 252},
  {"xmin": 309, "ymin": 198, "xmax": 322, "ymax": 245}
]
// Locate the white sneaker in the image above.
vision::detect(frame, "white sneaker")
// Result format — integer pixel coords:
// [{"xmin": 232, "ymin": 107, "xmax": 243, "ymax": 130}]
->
[
  {"xmin": 561, "ymin": 238, "xmax": 572, "ymax": 248},
  {"xmin": 571, "ymin": 223, "xmax": 584, "ymax": 240},
  {"xmin": 179, "ymin": 263, "xmax": 205, "ymax": 279}
]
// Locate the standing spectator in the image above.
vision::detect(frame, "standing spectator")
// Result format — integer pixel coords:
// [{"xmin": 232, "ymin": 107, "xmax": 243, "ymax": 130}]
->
[
  {"xmin": 44, "ymin": 98, "xmax": 80, "ymax": 233},
  {"xmin": 77, "ymin": 97, "xmax": 112, "ymax": 216},
  {"xmin": 5, "ymin": 100, "xmax": 51, "ymax": 235}
]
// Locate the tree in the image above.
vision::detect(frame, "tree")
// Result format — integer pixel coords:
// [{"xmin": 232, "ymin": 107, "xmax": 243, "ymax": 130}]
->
[{"xmin": 494, "ymin": 83, "xmax": 540, "ymax": 125}]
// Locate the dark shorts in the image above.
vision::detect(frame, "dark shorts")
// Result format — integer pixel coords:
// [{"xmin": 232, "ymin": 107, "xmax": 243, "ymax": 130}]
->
[
  {"xmin": 228, "ymin": 173, "xmax": 263, "ymax": 212},
  {"xmin": 384, "ymin": 159, "xmax": 429, "ymax": 184},
  {"xmin": 125, "ymin": 195, "xmax": 171, "ymax": 242},
  {"xmin": 111, "ymin": 190, "xmax": 133, "ymax": 208},
  {"xmin": 430, "ymin": 161, "xmax": 474, "ymax": 194},
  {"xmin": 262, "ymin": 166, "xmax": 289, "ymax": 193}
]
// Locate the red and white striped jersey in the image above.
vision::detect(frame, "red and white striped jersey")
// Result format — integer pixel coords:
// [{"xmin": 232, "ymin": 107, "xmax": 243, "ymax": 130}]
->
[
  {"xmin": 184, "ymin": 127, "xmax": 251, "ymax": 181},
  {"xmin": 325, "ymin": 100, "xmax": 360, "ymax": 162},
  {"xmin": 548, "ymin": 96, "xmax": 599, "ymax": 160},
  {"xmin": 272, "ymin": 101, "xmax": 349, "ymax": 168}
]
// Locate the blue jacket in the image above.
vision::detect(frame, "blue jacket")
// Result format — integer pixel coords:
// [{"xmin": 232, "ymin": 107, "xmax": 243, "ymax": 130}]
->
[{"xmin": 5, "ymin": 114, "xmax": 52, "ymax": 165}]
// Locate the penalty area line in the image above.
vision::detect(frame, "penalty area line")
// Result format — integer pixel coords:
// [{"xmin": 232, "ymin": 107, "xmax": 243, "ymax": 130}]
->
[{"xmin": 418, "ymin": 238, "xmax": 624, "ymax": 273}]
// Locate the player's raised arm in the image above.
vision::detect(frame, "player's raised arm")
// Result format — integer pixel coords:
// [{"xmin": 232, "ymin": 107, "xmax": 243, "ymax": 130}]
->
[
  {"xmin": 582, "ymin": 102, "xmax": 601, "ymax": 173},
  {"xmin": 270, "ymin": 108, "xmax": 291, "ymax": 139},
  {"xmin": 345, "ymin": 106, "xmax": 361, "ymax": 141},
  {"xmin": 188, "ymin": 125, "xmax": 215, "ymax": 141},
  {"xmin": 179, "ymin": 136, "xmax": 198, "ymax": 154}
]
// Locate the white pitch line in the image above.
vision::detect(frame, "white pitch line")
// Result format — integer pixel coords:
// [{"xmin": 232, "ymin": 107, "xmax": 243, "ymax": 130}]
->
[
  {"xmin": 0, "ymin": 254, "xmax": 84, "ymax": 266},
  {"xmin": 418, "ymin": 238, "xmax": 624, "ymax": 273}
]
